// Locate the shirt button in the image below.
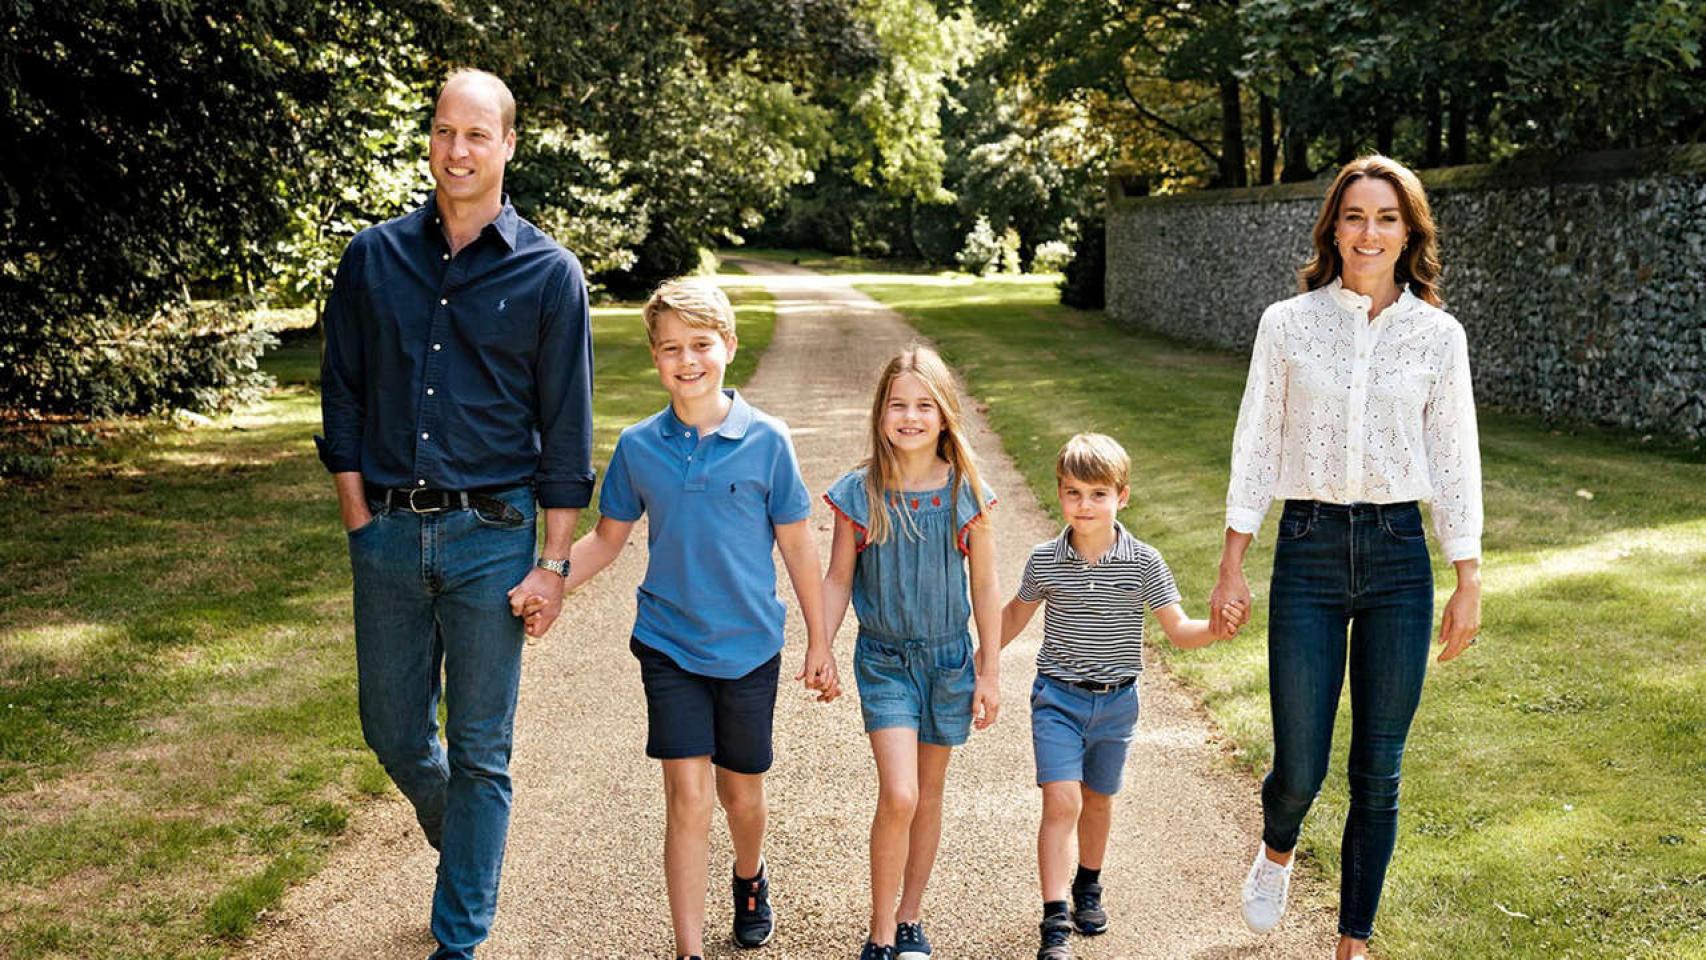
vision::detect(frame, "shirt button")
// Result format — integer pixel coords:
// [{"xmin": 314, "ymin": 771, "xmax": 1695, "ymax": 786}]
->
[
  {"xmin": 440, "ymin": 298, "xmax": 448, "ymax": 306},
  {"xmin": 421, "ymin": 432, "xmax": 429, "ymax": 440},
  {"xmin": 433, "ymin": 343, "xmax": 442, "ymax": 351},
  {"xmin": 426, "ymin": 388, "xmax": 435, "ymax": 396},
  {"xmin": 441, "ymin": 253, "xmax": 449, "ymax": 261}
]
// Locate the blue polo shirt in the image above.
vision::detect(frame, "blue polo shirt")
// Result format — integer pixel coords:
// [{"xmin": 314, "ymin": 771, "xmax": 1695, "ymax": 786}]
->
[{"xmin": 599, "ymin": 390, "xmax": 813, "ymax": 678}]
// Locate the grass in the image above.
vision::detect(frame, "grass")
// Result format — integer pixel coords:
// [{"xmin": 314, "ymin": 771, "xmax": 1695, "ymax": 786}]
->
[
  {"xmin": 0, "ymin": 274, "xmax": 773, "ymax": 959},
  {"xmin": 840, "ymin": 269, "xmax": 1706, "ymax": 959}
]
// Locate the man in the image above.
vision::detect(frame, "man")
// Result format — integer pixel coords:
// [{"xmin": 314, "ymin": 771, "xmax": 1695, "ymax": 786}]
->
[{"xmin": 315, "ymin": 68, "xmax": 593, "ymax": 959}]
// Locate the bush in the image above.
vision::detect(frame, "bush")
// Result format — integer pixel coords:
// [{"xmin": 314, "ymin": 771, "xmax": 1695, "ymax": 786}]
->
[
  {"xmin": 1058, "ymin": 217, "xmax": 1105, "ymax": 309},
  {"xmin": 0, "ymin": 302, "xmax": 276, "ymax": 418},
  {"xmin": 956, "ymin": 216, "xmax": 1004, "ymax": 276},
  {"xmin": 1032, "ymin": 240, "xmax": 1073, "ymax": 273}
]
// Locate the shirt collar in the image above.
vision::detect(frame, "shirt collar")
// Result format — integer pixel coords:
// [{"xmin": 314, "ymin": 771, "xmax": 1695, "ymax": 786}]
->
[
  {"xmin": 656, "ymin": 389, "xmax": 753, "ymax": 440},
  {"xmin": 1326, "ymin": 276, "xmax": 1418, "ymax": 322},
  {"xmin": 1052, "ymin": 520, "xmax": 1140, "ymax": 565},
  {"xmin": 421, "ymin": 193, "xmax": 519, "ymax": 251}
]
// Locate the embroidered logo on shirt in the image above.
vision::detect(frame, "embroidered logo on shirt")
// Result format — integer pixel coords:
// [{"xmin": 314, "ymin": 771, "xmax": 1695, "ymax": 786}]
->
[{"xmin": 497, "ymin": 298, "xmax": 508, "ymax": 312}]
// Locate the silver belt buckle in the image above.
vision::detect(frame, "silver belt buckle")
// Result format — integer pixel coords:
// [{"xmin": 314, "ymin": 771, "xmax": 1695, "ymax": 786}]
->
[{"xmin": 407, "ymin": 488, "xmax": 447, "ymax": 513}]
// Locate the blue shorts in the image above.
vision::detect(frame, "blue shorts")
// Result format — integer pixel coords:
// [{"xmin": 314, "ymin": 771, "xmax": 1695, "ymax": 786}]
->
[
  {"xmin": 631, "ymin": 637, "xmax": 780, "ymax": 774},
  {"xmin": 854, "ymin": 628, "xmax": 976, "ymax": 747},
  {"xmin": 1030, "ymin": 674, "xmax": 1141, "ymax": 796}
]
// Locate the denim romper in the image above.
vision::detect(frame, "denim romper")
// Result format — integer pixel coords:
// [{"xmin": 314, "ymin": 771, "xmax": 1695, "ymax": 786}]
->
[{"xmin": 824, "ymin": 467, "xmax": 996, "ymax": 746}]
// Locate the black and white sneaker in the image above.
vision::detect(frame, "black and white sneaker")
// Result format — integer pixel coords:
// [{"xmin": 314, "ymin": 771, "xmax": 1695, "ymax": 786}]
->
[
  {"xmin": 858, "ymin": 942, "xmax": 897, "ymax": 960},
  {"xmin": 1070, "ymin": 878, "xmax": 1107, "ymax": 935},
  {"xmin": 895, "ymin": 920, "xmax": 932, "ymax": 959},
  {"xmin": 732, "ymin": 861, "xmax": 775, "ymax": 947}
]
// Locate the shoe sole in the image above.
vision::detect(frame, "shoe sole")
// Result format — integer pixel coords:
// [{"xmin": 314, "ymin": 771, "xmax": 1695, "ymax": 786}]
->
[
  {"xmin": 897, "ymin": 951, "xmax": 931, "ymax": 960},
  {"xmin": 733, "ymin": 911, "xmax": 775, "ymax": 948},
  {"xmin": 1073, "ymin": 917, "xmax": 1107, "ymax": 936}
]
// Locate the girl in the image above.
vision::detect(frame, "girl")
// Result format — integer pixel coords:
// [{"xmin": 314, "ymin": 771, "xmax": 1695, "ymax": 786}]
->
[
  {"xmin": 822, "ymin": 346, "xmax": 1002, "ymax": 960},
  {"xmin": 1213, "ymin": 155, "xmax": 1483, "ymax": 959}
]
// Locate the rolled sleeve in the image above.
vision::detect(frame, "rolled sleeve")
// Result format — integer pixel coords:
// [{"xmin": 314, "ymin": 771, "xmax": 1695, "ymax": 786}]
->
[
  {"xmin": 533, "ymin": 253, "xmax": 597, "ymax": 508},
  {"xmin": 1423, "ymin": 322, "xmax": 1483, "ymax": 561},
  {"xmin": 316, "ymin": 237, "xmax": 367, "ymax": 474},
  {"xmin": 1225, "ymin": 304, "xmax": 1287, "ymax": 535}
]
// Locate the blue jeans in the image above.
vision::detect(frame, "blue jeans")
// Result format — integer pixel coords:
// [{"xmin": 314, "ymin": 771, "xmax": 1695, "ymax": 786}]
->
[
  {"xmin": 347, "ymin": 486, "xmax": 536, "ymax": 960},
  {"xmin": 1261, "ymin": 500, "xmax": 1434, "ymax": 941}
]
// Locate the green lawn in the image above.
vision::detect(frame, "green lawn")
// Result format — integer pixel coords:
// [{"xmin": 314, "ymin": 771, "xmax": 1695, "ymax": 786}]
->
[
  {"xmin": 0, "ymin": 277, "xmax": 774, "ymax": 958},
  {"xmin": 839, "ymin": 270, "xmax": 1706, "ymax": 959}
]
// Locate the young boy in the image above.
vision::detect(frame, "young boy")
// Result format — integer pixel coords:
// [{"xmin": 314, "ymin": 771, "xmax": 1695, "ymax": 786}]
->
[
  {"xmin": 1000, "ymin": 433, "xmax": 1241, "ymax": 960},
  {"xmin": 552, "ymin": 277, "xmax": 840, "ymax": 960}
]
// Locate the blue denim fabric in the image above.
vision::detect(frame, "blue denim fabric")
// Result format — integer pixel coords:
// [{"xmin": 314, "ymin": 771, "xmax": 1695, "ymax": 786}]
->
[
  {"xmin": 853, "ymin": 627, "xmax": 976, "ymax": 746},
  {"xmin": 347, "ymin": 485, "xmax": 536, "ymax": 960},
  {"xmin": 1029, "ymin": 674, "xmax": 1141, "ymax": 795},
  {"xmin": 1261, "ymin": 500, "xmax": 1434, "ymax": 941}
]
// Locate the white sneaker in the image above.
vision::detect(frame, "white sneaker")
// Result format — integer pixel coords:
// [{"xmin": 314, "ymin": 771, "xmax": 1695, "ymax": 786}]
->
[{"xmin": 1240, "ymin": 846, "xmax": 1292, "ymax": 933}]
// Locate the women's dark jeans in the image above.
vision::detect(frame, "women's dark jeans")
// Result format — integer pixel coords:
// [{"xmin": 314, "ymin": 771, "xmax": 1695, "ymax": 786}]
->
[{"xmin": 1262, "ymin": 499, "xmax": 1434, "ymax": 941}]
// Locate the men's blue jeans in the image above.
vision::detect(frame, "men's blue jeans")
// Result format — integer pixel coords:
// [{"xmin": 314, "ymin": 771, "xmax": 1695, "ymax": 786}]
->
[
  {"xmin": 347, "ymin": 486, "xmax": 535, "ymax": 959},
  {"xmin": 1261, "ymin": 500, "xmax": 1434, "ymax": 941}
]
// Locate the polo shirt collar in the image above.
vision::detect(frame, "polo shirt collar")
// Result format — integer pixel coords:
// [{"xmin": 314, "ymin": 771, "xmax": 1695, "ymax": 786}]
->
[
  {"xmin": 1052, "ymin": 520, "xmax": 1140, "ymax": 565},
  {"xmin": 421, "ymin": 193, "xmax": 520, "ymax": 250},
  {"xmin": 657, "ymin": 389, "xmax": 753, "ymax": 440}
]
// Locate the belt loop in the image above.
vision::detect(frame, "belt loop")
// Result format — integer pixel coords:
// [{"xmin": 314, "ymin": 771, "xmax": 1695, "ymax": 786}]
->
[
  {"xmin": 457, "ymin": 491, "xmax": 469, "ymax": 511},
  {"xmin": 384, "ymin": 489, "xmax": 395, "ymax": 513},
  {"xmin": 1311, "ymin": 500, "xmax": 1321, "ymax": 525}
]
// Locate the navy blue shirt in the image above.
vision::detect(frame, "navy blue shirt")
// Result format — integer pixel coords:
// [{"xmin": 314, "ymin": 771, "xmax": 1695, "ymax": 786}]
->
[{"xmin": 315, "ymin": 199, "xmax": 595, "ymax": 508}]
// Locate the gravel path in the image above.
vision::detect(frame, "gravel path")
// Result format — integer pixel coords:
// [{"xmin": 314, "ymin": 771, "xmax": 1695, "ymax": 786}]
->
[{"xmin": 246, "ymin": 259, "xmax": 1334, "ymax": 958}]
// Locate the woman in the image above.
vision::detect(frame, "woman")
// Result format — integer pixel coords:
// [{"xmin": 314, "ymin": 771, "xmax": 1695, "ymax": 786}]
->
[{"xmin": 1210, "ymin": 155, "xmax": 1483, "ymax": 959}]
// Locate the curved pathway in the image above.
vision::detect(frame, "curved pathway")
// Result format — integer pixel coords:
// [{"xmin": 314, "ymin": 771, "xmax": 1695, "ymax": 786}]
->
[{"xmin": 245, "ymin": 259, "xmax": 1334, "ymax": 958}]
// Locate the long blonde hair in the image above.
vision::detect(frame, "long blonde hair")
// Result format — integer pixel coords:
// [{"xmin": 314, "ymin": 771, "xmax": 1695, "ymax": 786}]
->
[
  {"xmin": 1300, "ymin": 154, "xmax": 1444, "ymax": 307},
  {"xmin": 862, "ymin": 346, "xmax": 989, "ymax": 546}
]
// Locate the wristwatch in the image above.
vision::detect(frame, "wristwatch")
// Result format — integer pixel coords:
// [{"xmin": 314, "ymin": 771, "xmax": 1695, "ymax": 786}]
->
[{"xmin": 535, "ymin": 557, "xmax": 570, "ymax": 578}]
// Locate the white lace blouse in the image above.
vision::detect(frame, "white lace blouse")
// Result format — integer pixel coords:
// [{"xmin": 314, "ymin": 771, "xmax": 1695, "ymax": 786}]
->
[{"xmin": 1226, "ymin": 279, "xmax": 1483, "ymax": 562}]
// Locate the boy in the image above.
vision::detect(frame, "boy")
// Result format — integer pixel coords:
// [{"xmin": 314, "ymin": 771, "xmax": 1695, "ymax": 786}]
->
[
  {"xmin": 1000, "ymin": 433, "xmax": 1242, "ymax": 960},
  {"xmin": 548, "ymin": 277, "xmax": 840, "ymax": 960}
]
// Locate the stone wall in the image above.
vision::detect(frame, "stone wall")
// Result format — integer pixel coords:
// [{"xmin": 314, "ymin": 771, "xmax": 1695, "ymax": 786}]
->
[{"xmin": 1105, "ymin": 145, "xmax": 1706, "ymax": 438}]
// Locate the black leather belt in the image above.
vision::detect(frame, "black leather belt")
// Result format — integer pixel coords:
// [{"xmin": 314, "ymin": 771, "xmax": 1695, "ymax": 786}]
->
[
  {"xmin": 1050, "ymin": 674, "xmax": 1137, "ymax": 694},
  {"xmin": 366, "ymin": 484, "xmax": 526, "ymax": 523}
]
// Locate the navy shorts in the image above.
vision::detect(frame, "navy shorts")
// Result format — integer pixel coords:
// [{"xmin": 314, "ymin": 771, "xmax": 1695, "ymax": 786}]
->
[{"xmin": 630, "ymin": 637, "xmax": 780, "ymax": 774}]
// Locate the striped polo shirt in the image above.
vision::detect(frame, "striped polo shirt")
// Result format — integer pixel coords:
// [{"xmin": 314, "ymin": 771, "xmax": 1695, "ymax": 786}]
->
[{"xmin": 1017, "ymin": 522, "xmax": 1182, "ymax": 684}]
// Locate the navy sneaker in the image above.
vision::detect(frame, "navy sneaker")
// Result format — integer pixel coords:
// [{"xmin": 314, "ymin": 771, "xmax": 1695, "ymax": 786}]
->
[
  {"xmin": 1071, "ymin": 878, "xmax": 1107, "ymax": 935},
  {"xmin": 859, "ymin": 943, "xmax": 897, "ymax": 960},
  {"xmin": 895, "ymin": 920, "xmax": 932, "ymax": 959},
  {"xmin": 732, "ymin": 862, "xmax": 775, "ymax": 947},
  {"xmin": 1037, "ymin": 913, "xmax": 1074, "ymax": 960}
]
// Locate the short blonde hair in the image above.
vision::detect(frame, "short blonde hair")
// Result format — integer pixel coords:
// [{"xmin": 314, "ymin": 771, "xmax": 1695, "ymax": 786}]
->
[
  {"xmin": 1055, "ymin": 433, "xmax": 1130, "ymax": 489},
  {"xmin": 439, "ymin": 68, "xmax": 516, "ymax": 133},
  {"xmin": 642, "ymin": 277, "xmax": 737, "ymax": 345}
]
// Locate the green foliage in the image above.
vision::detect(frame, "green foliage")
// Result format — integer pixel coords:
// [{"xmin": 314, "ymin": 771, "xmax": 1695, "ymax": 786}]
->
[{"xmin": 955, "ymin": 215, "xmax": 1005, "ymax": 275}]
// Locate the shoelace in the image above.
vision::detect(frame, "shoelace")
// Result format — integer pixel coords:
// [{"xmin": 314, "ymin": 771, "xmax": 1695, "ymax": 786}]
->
[
  {"xmin": 896, "ymin": 922, "xmax": 922, "ymax": 943},
  {"xmin": 1252, "ymin": 860, "xmax": 1287, "ymax": 896}
]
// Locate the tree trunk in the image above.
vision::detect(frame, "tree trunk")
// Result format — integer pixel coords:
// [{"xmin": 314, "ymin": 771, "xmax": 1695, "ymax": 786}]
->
[
  {"xmin": 1448, "ymin": 87, "xmax": 1469, "ymax": 165},
  {"xmin": 1259, "ymin": 93, "xmax": 1277, "ymax": 185},
  {"xmin": 1424, "ymin": 82, "xmax": 1443, "ymax": 167},
  {"xmin": 1280, "ymin": 113, "xmax": 1312, "ymax": 182},
  {"xmin": 1218, "ymin": 75, "xmax": 1247, "ymax": 187}
]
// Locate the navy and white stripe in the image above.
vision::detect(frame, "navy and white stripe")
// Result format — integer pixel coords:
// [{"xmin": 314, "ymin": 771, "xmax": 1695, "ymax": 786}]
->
[{"xmin": 1017, "ymin": 522, "xmax": 1182, "ymax": 683}]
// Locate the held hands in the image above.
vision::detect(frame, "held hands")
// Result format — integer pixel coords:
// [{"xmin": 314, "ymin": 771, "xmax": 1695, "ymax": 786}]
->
[
  {"xmin": 1209, "ymin": 566, "xmax": 1253, "ymax": 640},
  {"xmin": 507, "ymin": 568, "xmax": 566, "ymax": 641},
  {"xmin": 797, "ymin": 642, "xmax": 841, "ymax": 703},
  {"xmin": 972, "ymin": 671, "xmax": 1001, "ymax": 730}
]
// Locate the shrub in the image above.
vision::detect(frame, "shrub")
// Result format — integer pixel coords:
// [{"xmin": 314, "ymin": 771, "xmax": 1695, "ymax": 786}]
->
[
  {"xmin": 956, "ymin": 216, "xmax": 1004, "ymax": 276},
  {"xmin": 1032, "ymin": 240, "xmax": 1073, "ymax": 273},
  {"xmin": 1058, "ymin": 217, "xmax": 1105, "ymax": 309}
]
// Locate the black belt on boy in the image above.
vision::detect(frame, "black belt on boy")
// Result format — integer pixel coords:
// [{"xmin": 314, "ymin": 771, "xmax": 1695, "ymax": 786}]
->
[
  {"xmin": 1049, "ymin": 674, "xmax": 1137, "ymax": 694},
  {"xmin": 365, "ymin": 483, "xmax": 528, "ymax": 524}
]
